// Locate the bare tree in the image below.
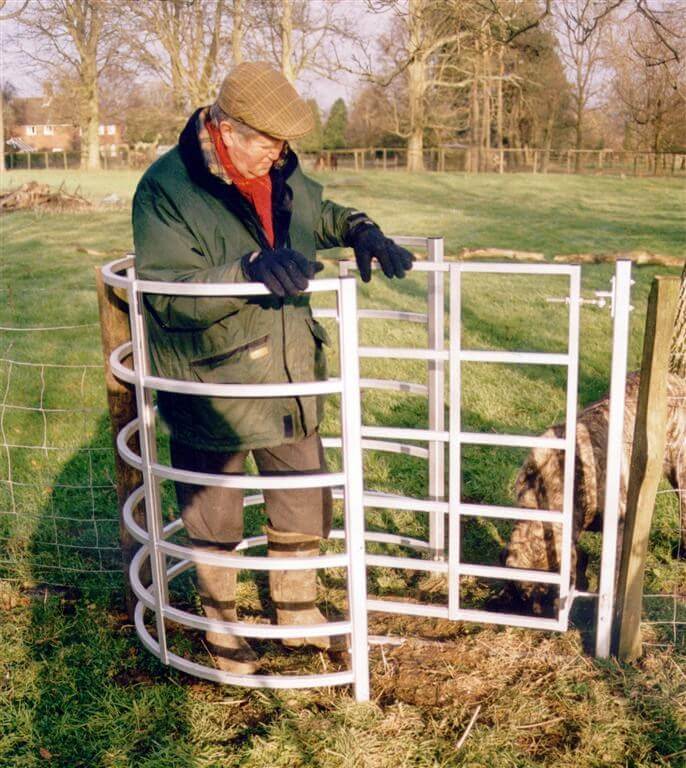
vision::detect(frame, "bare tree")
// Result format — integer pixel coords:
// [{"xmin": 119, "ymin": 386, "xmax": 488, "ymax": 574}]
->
[
  {"xmin": 121, "ymin": 0, "xmax": 237, "ymax": 116},
  {"xmin": 14, "ymin": 0, "xmax": 121, "ymax": 171},
  {"xmin": 250, "ymin": 0, "xmax": 353, "ymax": 85},
  {"xmin": 555, "ymin": 0, "xmax": 610, "ymax": 170}
]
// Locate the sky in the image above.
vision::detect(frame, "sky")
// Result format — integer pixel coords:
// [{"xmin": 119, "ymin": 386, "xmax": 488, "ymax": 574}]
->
[{"xmin": 0, "ymin": 0, "xmax": 390, "ymax": 114}]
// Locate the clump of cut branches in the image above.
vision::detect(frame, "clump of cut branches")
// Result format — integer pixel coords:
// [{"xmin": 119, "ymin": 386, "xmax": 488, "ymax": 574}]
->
[{"xmin": 0, "ymin": 181, "xmax": 91, "ymax": 212}]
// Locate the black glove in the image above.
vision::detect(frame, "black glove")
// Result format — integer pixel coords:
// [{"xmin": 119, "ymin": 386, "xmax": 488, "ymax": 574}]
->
[
  {"xmin": 242, "ymin": 248, "xmax": 324, "ymax": 297},
  {"xmin": 346, "ymin": 223, "xmax": 415, "ymax": 283}
]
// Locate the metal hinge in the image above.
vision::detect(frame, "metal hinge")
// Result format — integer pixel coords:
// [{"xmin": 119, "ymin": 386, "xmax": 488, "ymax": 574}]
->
[{"xmin": 546, "ymin": 276, "xmax": 635, "ymax": 317}]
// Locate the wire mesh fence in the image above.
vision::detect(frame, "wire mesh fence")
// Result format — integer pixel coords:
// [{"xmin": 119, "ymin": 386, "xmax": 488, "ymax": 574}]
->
[{"xmin": 0, "ymin": 351, "xmax": 122, "ymax": 587}]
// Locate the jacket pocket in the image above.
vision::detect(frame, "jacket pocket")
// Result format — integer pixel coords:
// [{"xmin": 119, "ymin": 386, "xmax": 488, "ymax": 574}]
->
[{"xmin": 191, "ymin": 334, "xmax": 271, "ymax": 383}]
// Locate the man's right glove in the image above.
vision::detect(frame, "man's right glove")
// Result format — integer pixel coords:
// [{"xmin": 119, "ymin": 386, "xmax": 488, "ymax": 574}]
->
[
  {"xmin": 345, "ymin": 221, "xmax": 415, "ymax": 283},
  {"xmin": 242, "ymin": 248, "xmax": 324, "ymax": 298}
]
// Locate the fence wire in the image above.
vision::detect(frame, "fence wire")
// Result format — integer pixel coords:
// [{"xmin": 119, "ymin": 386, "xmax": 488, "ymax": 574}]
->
[
  {"xmin": 642, "ymin": 483, "xmax": 686, "ymax": 651},
  {"xmin": 0, "ymin": 353, "xmax": 122, "ymax": 587}
]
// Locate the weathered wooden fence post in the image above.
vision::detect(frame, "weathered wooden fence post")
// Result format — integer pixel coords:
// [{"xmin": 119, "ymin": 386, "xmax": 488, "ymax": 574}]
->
[
  {"xmin": 613, "ymin": 276, "xmax": 680, "ymax": 661},
  {"xmin": 95, "ymin": 265, "xmax": 146, "ymax": 620}
]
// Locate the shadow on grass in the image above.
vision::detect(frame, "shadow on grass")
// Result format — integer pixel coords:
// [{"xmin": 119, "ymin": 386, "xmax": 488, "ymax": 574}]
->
[{"xmin": 22, "ymin": 413, "xmax": 198, "ymax": 767}]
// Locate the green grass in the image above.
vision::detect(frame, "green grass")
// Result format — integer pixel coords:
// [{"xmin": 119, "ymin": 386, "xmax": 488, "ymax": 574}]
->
[{"xmin": 0, "ymin": 169, "xmax": 685, "ymax": 767}]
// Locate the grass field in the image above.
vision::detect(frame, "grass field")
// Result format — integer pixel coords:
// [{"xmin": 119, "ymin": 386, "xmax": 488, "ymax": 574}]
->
[{"xmin": 0, "ymin": 168, "xmax": 685, "ymax": 767}]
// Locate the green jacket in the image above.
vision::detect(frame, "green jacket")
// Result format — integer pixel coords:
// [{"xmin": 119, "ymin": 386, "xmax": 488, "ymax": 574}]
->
[{"xmin": 132, "ymin": 109, "xmax": 357, "ymax": 451}]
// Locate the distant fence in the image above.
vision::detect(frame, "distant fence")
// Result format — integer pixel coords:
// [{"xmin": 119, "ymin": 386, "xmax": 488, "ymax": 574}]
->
[
  {"xmin": 300, "ymin": 147, "xmax": 686, "ymax": 176},
  {"xmin": 5, "ymin": 146, "xmax": 685, "ymax": 177}
]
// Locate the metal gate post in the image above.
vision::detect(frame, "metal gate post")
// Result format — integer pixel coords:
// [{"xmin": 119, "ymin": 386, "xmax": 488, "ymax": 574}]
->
[
  {"xmin": 427, "ymin": 238, "xmax": 446, "ymax": 559},
  {"xmin": 448, "ymin": 263, "xmax": 462, "ymax": 620},
  {"xmin": 338, "ymin": 277, "xmax": 370, "ymax": 702},
  {"xmin": 596, "ymin": 260, "xmax": 633, "ymax": 657},
  {"xmin": 126, "ymin": 268, "xmax": 170, "ymax": 664}
]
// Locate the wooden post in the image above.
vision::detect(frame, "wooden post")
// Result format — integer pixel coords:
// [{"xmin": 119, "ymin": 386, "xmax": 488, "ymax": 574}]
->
[
  {"xmin": 44, "ymin": 151, "xmax": 49, "ymax": 169},
  {"xmin": 532, "ymin": 150, "xmax": 538, "ymax": 174},
  {"xmin": 27, "ymin": 151, "xmax": 31, "ymax": 170},
  {"xmin": 95, "ymin": 266, "xmax": 146, "ymax": 621},
  {"xmin": 382, "ymin": 148, "xmax": 387, "ymax": 170},
  {"xmin": 613, "ymin": 276, "xmax": 680, "ymax": 661},
  {"xmin": 63, "ymin": 150, "xmax": 68, "ymax": 170}
]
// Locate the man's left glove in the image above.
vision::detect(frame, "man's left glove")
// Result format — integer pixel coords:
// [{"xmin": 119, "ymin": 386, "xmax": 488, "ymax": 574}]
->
[{"xmin": 345, "ymin": 222, "xmax": 415, "ymax": 283}]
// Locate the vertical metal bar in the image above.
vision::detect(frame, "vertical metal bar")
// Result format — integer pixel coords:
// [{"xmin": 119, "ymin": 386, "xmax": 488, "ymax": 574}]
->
[
  {"xmin": 448, "ymin": 264, "xmax": 462, "ymax": 620},
  {"xmin": 338, "ymin": 277, "xmax": 370, "ymax": 702},
  {"xmin": 596, "ymin": 260, "xmax": 632, "ymax": 657},
  {"xmin": 127, "ymin": 273, "xmax": 169, "ymax": 664},
  {"xmin": 558, "ymin": 266, "xmax": 581, "ymax": 630},
  {"xmin": 427, "ymin": 238, "xmax": 446, "ymax": 559}
]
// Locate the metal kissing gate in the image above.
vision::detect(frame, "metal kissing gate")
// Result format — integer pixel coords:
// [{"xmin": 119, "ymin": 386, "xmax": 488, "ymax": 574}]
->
[{"xmin": 102, "ymin": 246, "xmax": 632, "ymax": 702}]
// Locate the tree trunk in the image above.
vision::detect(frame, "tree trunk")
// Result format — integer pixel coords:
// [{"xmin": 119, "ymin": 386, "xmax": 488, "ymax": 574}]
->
[
  {"xmin": 405, "ymin": 0, "xmax": 425, "ymax": 173},
  {"xmin": 232, "ymin": 0, "xmax": 243, "ymax": 64},
  {"xmin": 496, "ymin": 45, "xmax": 504, "ymax": 149},
  {"xmin": 280, "ymin": 0, "xmax": 295, "ymax": 83},
  {"xmin": 82, "ymin": 60, "xmax": 100, "ymax": 171}
]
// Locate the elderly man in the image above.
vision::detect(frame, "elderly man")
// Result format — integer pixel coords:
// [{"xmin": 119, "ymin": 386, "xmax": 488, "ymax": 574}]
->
[{"xmin": 133, "ymin": 61, "xmax": 413, "ymax": 674}]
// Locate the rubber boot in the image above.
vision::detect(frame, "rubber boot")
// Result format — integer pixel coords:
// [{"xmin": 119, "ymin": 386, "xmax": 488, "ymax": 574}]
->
[
  {"xmin": 195, "ymin": 552, "xmax": 259, "ymax": 674},
  {"xmin": 266, "ymin": 525, "xmax": 346, "ymax": 651}
]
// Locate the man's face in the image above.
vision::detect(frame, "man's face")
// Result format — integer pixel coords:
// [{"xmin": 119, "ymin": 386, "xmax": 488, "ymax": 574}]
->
[{"xmin": 220, "ymin": 122, "xmax": 285, "ymax": 179}]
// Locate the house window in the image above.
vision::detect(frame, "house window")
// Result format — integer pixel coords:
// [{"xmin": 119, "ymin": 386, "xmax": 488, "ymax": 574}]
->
[
  {"xmin": 26, "ymin": 125, "xmax": 37, "ymax": 136},
  {"xmin": 98, "ymin": 125, "xmax": 105, "ymax": 135},
  {"xmin": 43, "ymin": 125, "xmax": 54, "ymax": 135},
  {"xmin": 107, "ymin": 125, "xmax": 116, "ymax": 135}
]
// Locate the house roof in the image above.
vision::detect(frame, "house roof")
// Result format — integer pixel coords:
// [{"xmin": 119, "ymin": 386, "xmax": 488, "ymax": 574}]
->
[{"xmin": 13, "ymin": 97, "xmax": 76, "ymax": 126}]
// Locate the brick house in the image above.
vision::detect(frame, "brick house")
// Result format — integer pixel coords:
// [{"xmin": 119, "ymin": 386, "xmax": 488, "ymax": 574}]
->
[{"xmin": 9, "ymin": 97, "xmax": 124, "ymax": 154}]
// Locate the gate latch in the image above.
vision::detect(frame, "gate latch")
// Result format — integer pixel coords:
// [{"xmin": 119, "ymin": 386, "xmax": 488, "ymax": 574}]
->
[{"xmin": 546, "ymin": 276, "xmax": 634, "ymax": 317}]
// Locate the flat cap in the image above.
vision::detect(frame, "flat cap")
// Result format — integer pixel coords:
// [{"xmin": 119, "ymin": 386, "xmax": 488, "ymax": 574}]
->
[{"xmin": 216, "ymin": 61, "xmax": 314, "ymax": 140}]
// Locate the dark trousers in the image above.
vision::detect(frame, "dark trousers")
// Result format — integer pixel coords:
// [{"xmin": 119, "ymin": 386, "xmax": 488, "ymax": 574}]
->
[{"xmin": 170, "ymin": 432, "xmax": 333, "ymax": 545}]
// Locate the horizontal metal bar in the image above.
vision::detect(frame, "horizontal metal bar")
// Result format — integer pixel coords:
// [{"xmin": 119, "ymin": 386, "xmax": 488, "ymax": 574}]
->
[
  {"xmin": 361, "ymin": 378, "xmax": 428, "ymax": 396},
  {"xmin": 459, "ymin": 432, "xmax": 567, "ymax": 449},
  {"xmin": 117, "ymin": 418, "xmax": 143, "ymax": 470},
  {"xmin": 460, "ymin": 563, "xmax": 561, "ymax": 585},
  {"xmin": 359, "ymin": 347, "xmax": 449, "ymax": 361},
  {"xmin": 461, "ymin": 503, "xmax": 562, "ymax": 524},
  {"xmin": 101, "ymin": 255, "xmax": 135, "ymax": 289},
  {"xmin": 364, "ymin": 531, "xmax": 433, "ymax": 550},
  {"xmin": 122, "ymin": 485, "xmax": 148, "ymax": 544},
  {"xmin": 453, "ymin": 607, "xmax": 564, "ymax": 631},
  {"xmin": 366, "ymin": 554, "xmax": 448, "ymax": 573},
  {"xmin": 151, "ymin": 462, "xmax": 345, "ymax": 490},
  {"xmin": 311, "ymin": 308, "xmax": 338, "ymax": 319},
  {"xmin": 322, "ymin": 435, "xmax": 429, "ymax": 459},
  {"xmin": 134, "ymin": 277, "xmax": 343, "ymax": 297},
  {"xmin": 458, "ymin": 262, "xmax": 578, "ymax": 276},
  {"xmin": 157, "ymin": 539, "xmax": 348, "ymax": 570},
  {"xmin": 134, "ymin": 603, "xmax": 354, "ymax": 689},
  {"xmin": 340, "ymin": 258, "xmax": 449, "ymax": 273},
  {"xmin": 366, "ymin": 599, "xmax": 449, "ymax": 619},
  {"xmin": 362, "ymin": 491, "xmax": 449, "ymax": 515},
  {"xmin": 358, "ymin": 309, "xmax": 427, "ymax": 323},
  {"xmin": 110, "ymin": 341, "xmax": 135, "ymax": 384},
  {"xmin": 460, "ymin": 350, "xmax": 569, "ymax": 366},
  {"xmin": 163, "ymin": 603, "xmax": 352, "ymax": 639},
  {"xmin": 362, "ymin": 425, "xmax": 449, "ymax": 442},
  {"xmin": 141, "ymin": 374, "xmax": 343, "ymax": 398}
]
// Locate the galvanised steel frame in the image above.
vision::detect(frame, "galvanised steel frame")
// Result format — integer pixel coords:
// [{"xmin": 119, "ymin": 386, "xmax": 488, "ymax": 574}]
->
[
  {"xmin": 325, "ymin": 250, "xmax": 632, "ymax": 641},
  {"xmin": 102, "ymin": 249, "xmax": 632, "ymax": 700},
  {"xmin": 102, "ymin": 257, "xmax": 370, "ymax": 700}
]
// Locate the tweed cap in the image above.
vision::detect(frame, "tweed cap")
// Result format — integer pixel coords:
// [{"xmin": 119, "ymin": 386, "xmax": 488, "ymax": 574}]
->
[{"xmin": 216, "ymin": 61, "xmax": 314, "ymax": 140}]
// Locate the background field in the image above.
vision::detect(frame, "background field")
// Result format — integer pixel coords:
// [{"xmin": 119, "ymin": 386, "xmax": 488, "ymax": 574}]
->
[{"xmin": 0, "ymin": 169, "xmax": 685, "ymax": 767}]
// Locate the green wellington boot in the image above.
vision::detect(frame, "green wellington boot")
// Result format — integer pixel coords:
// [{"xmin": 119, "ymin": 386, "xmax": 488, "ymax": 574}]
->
[
  {"xmin": 195, "ymin": 555, "xmax": 259, "ymax": 675},
  {"xmin": 266, "ymin": 525, "xmax": 347, "ymax": 652}
]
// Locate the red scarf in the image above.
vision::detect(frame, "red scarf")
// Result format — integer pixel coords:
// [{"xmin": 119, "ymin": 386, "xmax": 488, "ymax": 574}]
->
[{"xmin": 206, "ymin": 120, "xmax": 275, "ymax": 247}]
